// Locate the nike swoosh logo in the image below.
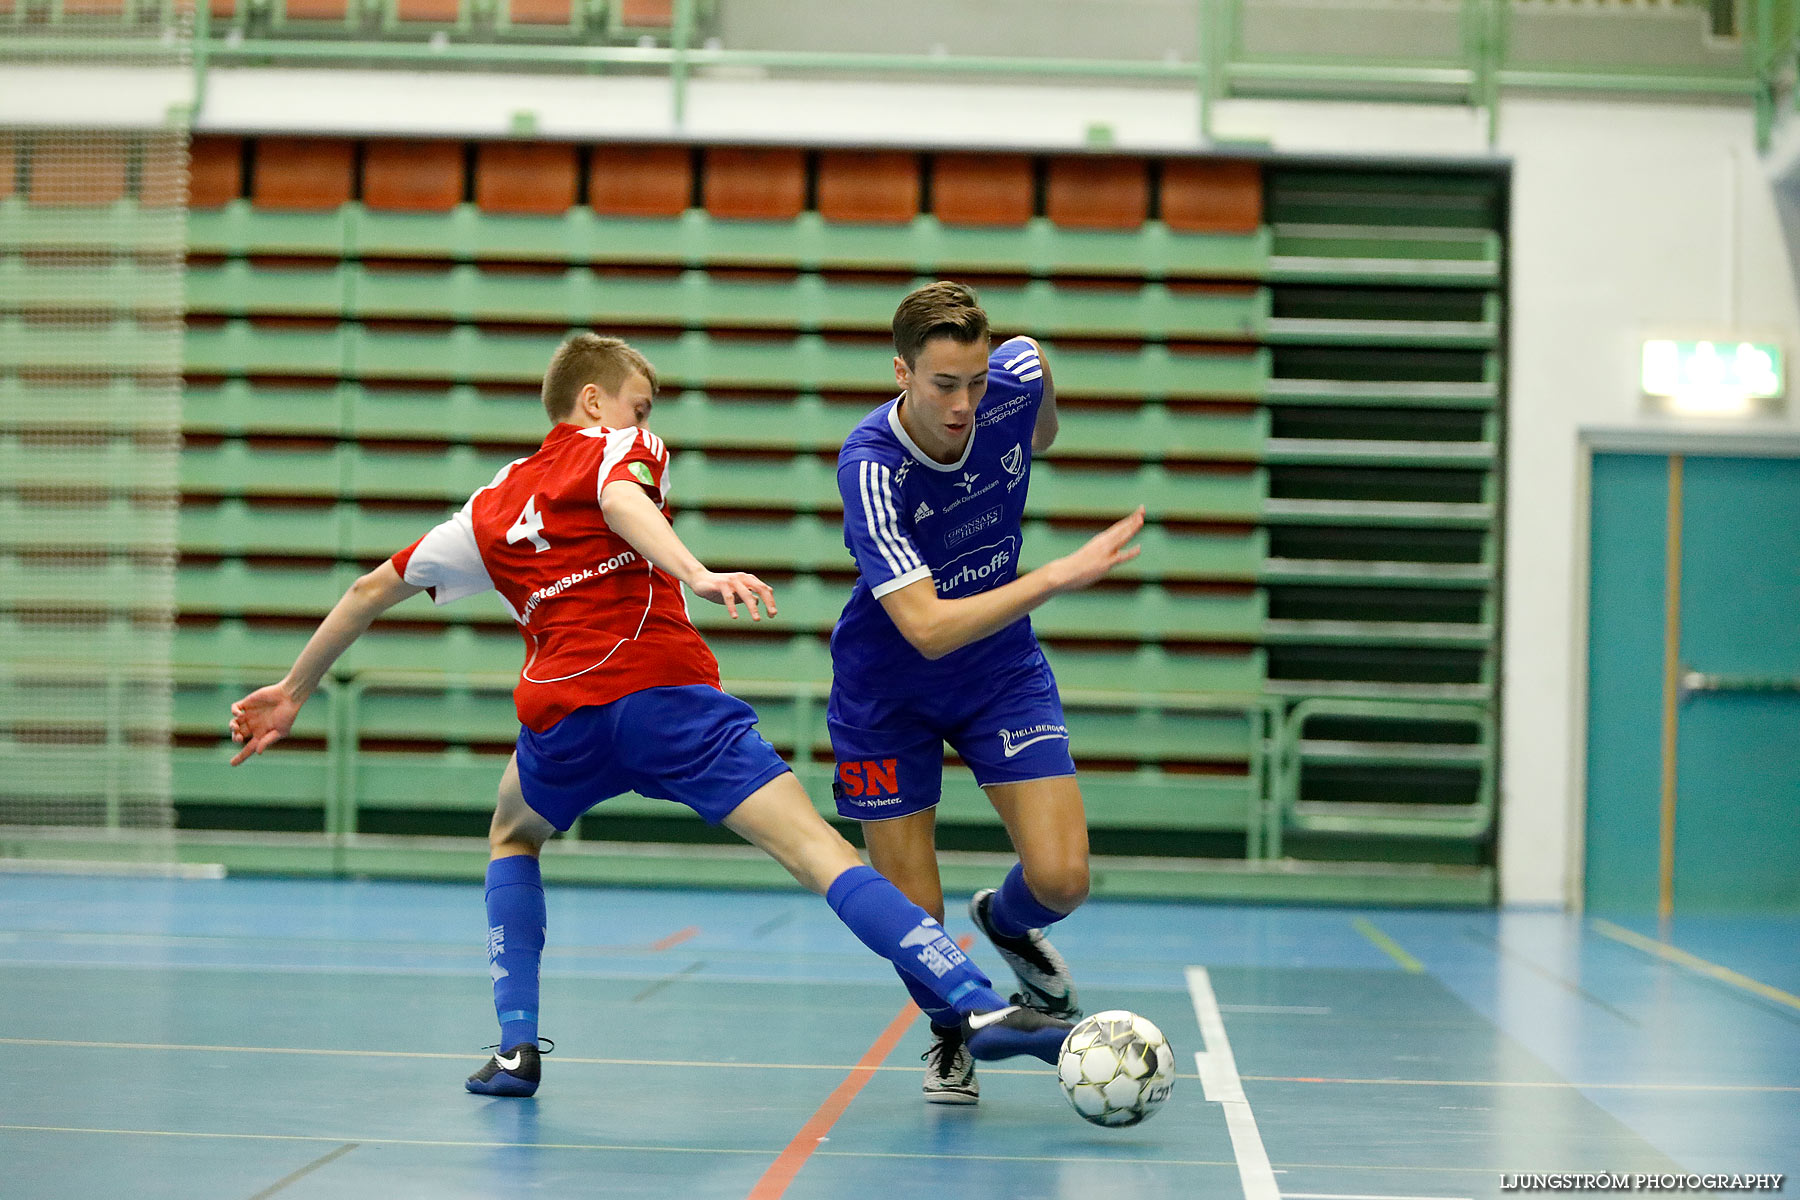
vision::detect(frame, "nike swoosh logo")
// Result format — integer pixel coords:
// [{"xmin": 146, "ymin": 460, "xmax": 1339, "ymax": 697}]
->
[
  {"xmin": 495, "ymin": 1051, "xmax": 524, "ymax": 1071},
  {"xmin": 1001, "ymin": 733, "xmax": 1064, "ymax": 758},
  {"xmin": 965, "ymin": 1006, "xmax": 1019, "ymax": 1031}
]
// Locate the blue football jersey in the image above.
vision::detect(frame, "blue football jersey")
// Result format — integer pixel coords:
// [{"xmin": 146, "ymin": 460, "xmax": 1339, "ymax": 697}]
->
[{"xmin": 831, "ymin": 336, "xmax": 1048, "ymax": 698}]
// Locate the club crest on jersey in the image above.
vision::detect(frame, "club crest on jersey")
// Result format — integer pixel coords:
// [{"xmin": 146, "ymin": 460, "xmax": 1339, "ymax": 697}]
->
[
  {"xmin": 914, "ymin": 500, "xmax": 934, "ymax": 522},
  {"xmin": 1001, "ymin": 443, "xmax": 1026, "ymax": 491}
]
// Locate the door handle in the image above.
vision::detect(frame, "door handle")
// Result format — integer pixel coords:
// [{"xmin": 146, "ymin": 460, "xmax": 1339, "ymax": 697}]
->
[{"xmin": 1679, "ymin": 669, "xmax": 1800, "ymax": 702}]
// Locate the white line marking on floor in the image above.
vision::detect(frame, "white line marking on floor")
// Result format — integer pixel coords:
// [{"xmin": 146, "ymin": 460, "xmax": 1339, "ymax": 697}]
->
[
  {"xmin": 1188, "ymin": 965, "xmax": 1280, "ymax": 1200},
  {"xmin": 1283, "ymin": 1193, "xmax": 1473, "ymax": 1199}
]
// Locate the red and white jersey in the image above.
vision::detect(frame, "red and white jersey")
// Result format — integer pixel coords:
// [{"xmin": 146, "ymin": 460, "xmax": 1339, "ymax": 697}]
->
[{"xmin": 390, "ymin": 422, "xmax": 720, "ymax": 731}]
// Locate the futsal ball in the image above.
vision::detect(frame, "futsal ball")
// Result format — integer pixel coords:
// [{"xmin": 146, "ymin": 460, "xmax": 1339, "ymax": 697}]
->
[{"xmin": 1056, "ymin": 1010, "xmax": 1176, "ymax": 1127}]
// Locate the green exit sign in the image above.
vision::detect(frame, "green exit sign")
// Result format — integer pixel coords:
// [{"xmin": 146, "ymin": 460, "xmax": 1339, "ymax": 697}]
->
[{"xmin": 1641, "ymin": 340, "xmax": 1785, "ymax": 416}]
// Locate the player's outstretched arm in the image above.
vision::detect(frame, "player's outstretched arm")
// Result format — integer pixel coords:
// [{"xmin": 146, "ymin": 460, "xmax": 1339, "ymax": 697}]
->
[
  {"xmin": 599, "ymin": 479, "xmax": 777, "ymax": 621},
  {"xmin": 879, "ymin": 505, "xmax": 1143, "ymax": 661},
  {"xmin": 228, "ymin": 561, "xmax": 423, "ymax": 766}
]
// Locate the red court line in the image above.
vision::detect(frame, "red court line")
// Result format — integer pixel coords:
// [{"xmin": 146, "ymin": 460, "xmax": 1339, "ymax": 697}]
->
[
  {"xmin": 649, "ymin": 926, "xmax": 700, "ymax": 951},
  {"xmin": 746, "ymin": 934, "xmax": 973, "ymax": 1200}
]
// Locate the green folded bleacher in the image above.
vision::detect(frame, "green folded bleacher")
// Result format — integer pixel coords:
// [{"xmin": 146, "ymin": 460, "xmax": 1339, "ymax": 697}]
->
[{"xmin": 158, "ymin": 136, "xmax": 1503, "ymax": 899}]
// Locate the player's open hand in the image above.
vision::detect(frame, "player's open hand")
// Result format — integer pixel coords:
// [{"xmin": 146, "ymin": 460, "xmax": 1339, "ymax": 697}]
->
[
  {"xmin": 228, "ymin": 683, "xmax": 302, "ymax": 766},
  {"xmin": 1053, "ymin": 506, "xmax": 1145, "ymax": 592},
  {"xmin": 689, "ymin": 571, "xmax": 778, "ymax": 621}
]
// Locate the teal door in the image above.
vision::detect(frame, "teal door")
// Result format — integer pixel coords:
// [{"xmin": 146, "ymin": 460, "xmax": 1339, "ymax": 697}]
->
[{"xmin": 1585, "ymin": 451, "xmax": 1800, "ymax": 914}]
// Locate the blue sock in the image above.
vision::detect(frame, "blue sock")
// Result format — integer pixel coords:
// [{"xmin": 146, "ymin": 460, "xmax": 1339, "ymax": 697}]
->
[
  {"xmin": 986, "ymin": 862, "xmax": 1068, "ymax": 939},
  {"xmin": 485, "ymin": 854, "xmax": 546, "ymax": 1052},
  {"xmin": 895, "ymin": 966, "xmax": 958, "ymax": 1028},
  {"xmin": 826, "ymin": 866, "xmax": 1006, "ymax": 1016}
]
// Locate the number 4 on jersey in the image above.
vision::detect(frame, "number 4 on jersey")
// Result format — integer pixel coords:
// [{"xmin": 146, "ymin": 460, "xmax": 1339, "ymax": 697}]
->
[{"xmin": 507, "ymin": 496, "xmax": 550, "ymax": 553}]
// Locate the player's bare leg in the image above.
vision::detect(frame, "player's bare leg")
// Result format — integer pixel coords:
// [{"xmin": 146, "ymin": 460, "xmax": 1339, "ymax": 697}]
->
[
  {"xmin": 971, "ymin": 775, "xmax": 1088, "ymax": 1019},
  {"xmin": 469, "ymin": 753, "xmax": 557, "ymax": 1097},
  {"xmin": 489, "ymin": 753, "xmax": 555, "ymax": 860},
  {"xmin": 860, "ymin": 807, "xmax": 945, "ymax": 923},
  {"xmin": 984, "ymin": 776, "xmax": 1090, "ymax": 914},
  {"xmin": 721, "ymin": 773, "xmax": 863, "ymax": 894}
]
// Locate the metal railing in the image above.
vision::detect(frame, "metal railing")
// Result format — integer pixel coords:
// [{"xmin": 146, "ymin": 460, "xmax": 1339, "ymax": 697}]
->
[
  {"xmin": 178, "ymin": 665, "xmax": 1288, "ymax": 856},
  {"xmin": 11, "ymin": 0, "xmax": 1792, "ymax": 149},
  {"xmin": 176, "ymin": 663, "xmax": 1501, "ymax": 859}
]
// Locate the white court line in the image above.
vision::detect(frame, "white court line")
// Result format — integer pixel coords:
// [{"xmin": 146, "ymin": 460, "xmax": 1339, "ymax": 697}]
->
[
  {"xmin": 0, "ymin": 859, "xmax": 225, "ymax": 879},
  {"xmin": 1188, "ymin": 965, "xmax": 1281, "ymax": 1200},
  {"xmin": 1284, "ymin": 1194, "xmax": 1473, "ymax": 1200}
]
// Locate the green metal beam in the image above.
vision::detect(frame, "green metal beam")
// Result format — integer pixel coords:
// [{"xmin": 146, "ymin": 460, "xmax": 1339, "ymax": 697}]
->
[{"xmin": 0, "ymin": 828, "xmax": 1495, "ymax": 904}]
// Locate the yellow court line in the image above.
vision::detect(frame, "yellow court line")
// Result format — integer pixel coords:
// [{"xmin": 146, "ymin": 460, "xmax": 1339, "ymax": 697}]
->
[
  {"xmin": 1352, "ymin": 918, "xmax": 1424, "ymax": 973},
  {"xmin": 246, "ymin": 1142, "xmax": 358, "ymax": 1200},
  {"xmin": 1590, "ymin": 919, "xmax": 1800, "ymax": 1014}
]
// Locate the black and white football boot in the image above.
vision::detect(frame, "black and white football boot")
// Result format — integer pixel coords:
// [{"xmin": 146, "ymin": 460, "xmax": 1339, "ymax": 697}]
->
[
  {"xmin": 465, "ymin": 1037, "xmax": 553, "ymax": 1097},
  {"xmin": 969, "ymin": 887, "xmax": 1082, "ymax": 1021},
  {"xmin": 921, "ymin": 1022, "xmax": 979, "ymax": 1105}
]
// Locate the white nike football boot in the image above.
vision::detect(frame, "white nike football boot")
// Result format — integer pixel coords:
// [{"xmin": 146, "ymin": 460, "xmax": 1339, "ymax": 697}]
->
[{"xmin": 969, "ymin": 887, "xmax": 1082, "ymax": 1020}]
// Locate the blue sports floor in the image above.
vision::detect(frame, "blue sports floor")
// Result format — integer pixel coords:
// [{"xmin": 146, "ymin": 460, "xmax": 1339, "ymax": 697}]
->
[{"xmin": 1, "ymin": 875, "xmax": 1794, "ymax": 1199}]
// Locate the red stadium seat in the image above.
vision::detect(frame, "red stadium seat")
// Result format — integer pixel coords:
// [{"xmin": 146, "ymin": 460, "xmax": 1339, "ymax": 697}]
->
[
  {"xmin": 394, "ymin": 0, "xmax": 460, "ymax": 21},
  {"xmin": 252, "ymin": 138, "xmax": 355, "ymax": 211},
  {"xmin": 211, "ymin": 0, "xmax": 237, "ymax": 16},
  {"xmin": 1162, "ymin": 159, "xmax": 1262, "ymax": 234},
  {"xmin": 27, "ymin": 137, "xmax": 128, "ymax": 208},
  {"xmin": 282, "ymin": 0, "xmax": 352, "ymax": 20},
  {"xmin": 932, "ymin": 154, "xmax": 1032, "ymax": 227},
  {"xmin": 506, "ymin": 0, "xmax": 571, "ymax": 23},
  {"xmin": 703, "ymin": 147, "xmax": 805, "ymax": 221},
  {"xmin": 188, "ymin": 136, "xmax": 244, "ymax": 209},
  {"xmin": 618, "ymin": 0, "xmax": 672, "ymax": 26},
  {"xmin": 1047, "ymin": 155, "xmax": 1148, "ymax": 230},
  {"xmin": 476, "ymin": 142, "xmax": 577, "ymax": 215},
  {"xmin": 0, "ymin": 135, "xmax": 15, "ymax": 202},
  {"xmin": 591, "ymin": 144, "xmax": 691, "ymax": 218},
  {"xmin": 817, "ymin": 151, "xmax": 919, "ymax": 225},
  {"xmin": 363, "ymin": 140, "xmax": 465, "ymax": 212},
  {"xmin": 59, "ymin": 0, "xmax": 128, "ymax": 14}
]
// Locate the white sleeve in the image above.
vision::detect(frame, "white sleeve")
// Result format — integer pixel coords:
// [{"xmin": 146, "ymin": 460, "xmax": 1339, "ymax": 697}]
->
[
  {"xmin": 394, "ymin": 499, "xmax": 494, "ymax": 606},
  {"xmin": 839, "ymin": 457, "xmax": 933, "ymax": 599}
]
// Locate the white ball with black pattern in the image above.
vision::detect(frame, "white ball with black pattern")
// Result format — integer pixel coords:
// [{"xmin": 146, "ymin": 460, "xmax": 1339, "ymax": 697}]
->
[{"xmin": 1056, "ymin": 1009, "xmax": 1176, "ymax": 1127}]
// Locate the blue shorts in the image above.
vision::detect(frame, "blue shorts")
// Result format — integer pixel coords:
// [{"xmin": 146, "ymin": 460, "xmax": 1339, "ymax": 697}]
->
[
  {"xmin": 826, "ymin": 649, "xmax": 1075, "ymax": 822},
  {"xmin": 515, "ymin": 686, "xmax": 791, "ymax": 830}
]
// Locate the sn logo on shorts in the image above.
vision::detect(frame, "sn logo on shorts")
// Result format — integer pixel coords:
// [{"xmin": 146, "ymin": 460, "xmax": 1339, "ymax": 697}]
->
[{"xmin": 834, "ymin": 758, "xmax": 904, "ymax": 811}]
